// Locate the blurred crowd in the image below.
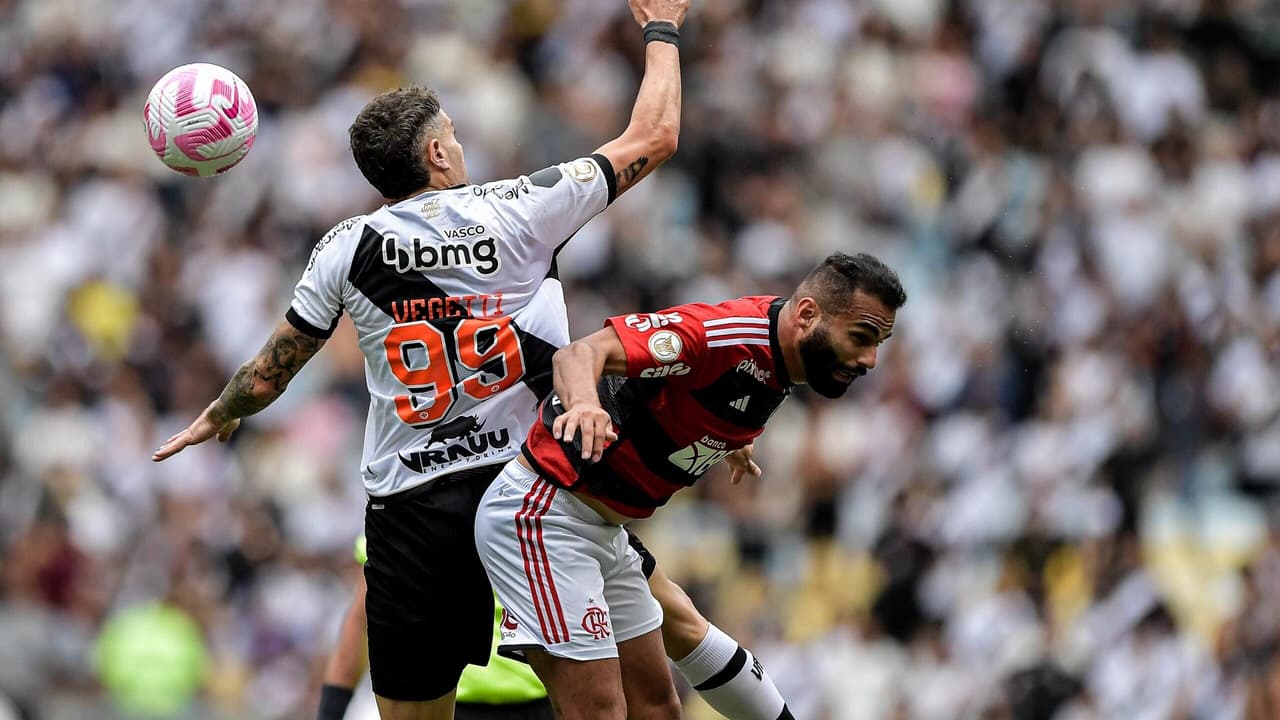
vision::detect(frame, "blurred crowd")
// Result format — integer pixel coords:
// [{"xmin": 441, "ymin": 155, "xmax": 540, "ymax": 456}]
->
[{"xmin": 1, "ymin": 0, "xmax": 1279, "ymax": 718}]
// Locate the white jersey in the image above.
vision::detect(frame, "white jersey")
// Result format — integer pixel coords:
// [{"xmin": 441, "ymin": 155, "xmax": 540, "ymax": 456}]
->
[{"xmin": 288, "ymin": 155, "xmax": 616, "ymax": 496}]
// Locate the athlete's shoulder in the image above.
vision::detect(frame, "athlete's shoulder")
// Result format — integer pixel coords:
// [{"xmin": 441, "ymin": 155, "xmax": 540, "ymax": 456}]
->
[
  {"xmin": 470, "ymin": 175, "xmax": 537, "ymax": 206},
  {"xmin": 677, "ymin": 295, "xmax": 776, "ymax": 327},
  {"xmin": 714, "ymin": 295, "xmax": 779, "ymax": 317},
  {"xmin": 304, "ymin": 214, "xmax": 366, "ymax": 273},
  {"xmin": 474, "ymin": 157, "xmax": 611, "ymax": 210}
]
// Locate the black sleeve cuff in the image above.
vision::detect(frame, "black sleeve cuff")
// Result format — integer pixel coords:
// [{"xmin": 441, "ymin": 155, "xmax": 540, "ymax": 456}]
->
[
  {"xmin": 591, "ymin": 153, "xmax": 617, "ymax": 205},
  {"xmin": 285, "ymin": 307, "xmax": 338, "ymax": 339}
]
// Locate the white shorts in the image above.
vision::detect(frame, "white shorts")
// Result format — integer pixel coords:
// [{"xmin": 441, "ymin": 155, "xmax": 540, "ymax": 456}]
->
[{"xmin": 474, "ymin": 458, "xmax": 662, "ymax": 662}]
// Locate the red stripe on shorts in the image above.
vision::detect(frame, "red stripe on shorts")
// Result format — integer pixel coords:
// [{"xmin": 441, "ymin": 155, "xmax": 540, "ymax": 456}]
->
[
  {"xmin": 530, "ymin": 479, "xmax": 571, "ymax": 642},
  {"xmin": 517, "ymin": 478, "xmax": 560, "ymax": 643}
]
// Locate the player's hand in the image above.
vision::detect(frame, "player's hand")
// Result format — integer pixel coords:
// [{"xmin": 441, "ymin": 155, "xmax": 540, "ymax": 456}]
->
[
  {"xmin": 553, "ymin": 405, "xmax": 618, "ymax": 463},
  {"xmin": 151, "ymin": 404, "xmax": 240, "ymax": 461},
  {"xmin": 724, "ymin": 443, "xmax": 762, "ymax": 485},
  {"xmin": 628, "ymin": 0, "xmax": 690, "ymax": 28}
]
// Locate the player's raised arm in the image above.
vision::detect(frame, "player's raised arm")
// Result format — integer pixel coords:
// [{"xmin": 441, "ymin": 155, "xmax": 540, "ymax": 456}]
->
[
  {"xmin": 550, "ymin": 328, "xmax": 629, "ymax": 462},
  {"xmin": 152, "ymin": 321, "xmax": 325, "ymax": 460},
  {"xmin": 594, "ymin": 0, "xmax": 689, "ymax": 198}
]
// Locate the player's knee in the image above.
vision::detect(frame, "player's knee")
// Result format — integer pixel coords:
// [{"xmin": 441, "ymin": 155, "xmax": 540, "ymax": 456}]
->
[{"xmin": 656, "ymin": 579, "xmax": 709, "ymax": 660}]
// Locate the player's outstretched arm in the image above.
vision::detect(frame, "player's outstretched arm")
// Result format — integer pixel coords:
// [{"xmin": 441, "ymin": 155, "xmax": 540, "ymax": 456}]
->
[
  {"xmin": 551, "ymin": 328, "xmax": 629, "ymax": 462},
  {"xmin": 152, "ymin": 321, "xmax": 326, "ymax": 461},
  {"xmin": 594, "ymin": 0, "xmax": 690, "ymax": 198}
]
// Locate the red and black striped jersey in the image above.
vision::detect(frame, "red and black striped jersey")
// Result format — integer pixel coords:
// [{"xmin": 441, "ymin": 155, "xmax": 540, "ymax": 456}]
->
[{"xmin": 522, "ymin": 295, "xmax": 793, "ymax": 518}]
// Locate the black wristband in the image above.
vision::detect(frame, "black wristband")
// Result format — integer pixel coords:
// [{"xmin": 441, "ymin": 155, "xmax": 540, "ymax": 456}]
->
[
  {"xmin": 317, "ymin": 684, "xmax": 355, "ymax": 720},
  {"xmin": 643, "ymin": 21, "xmax": 680, "ymax": 47}
]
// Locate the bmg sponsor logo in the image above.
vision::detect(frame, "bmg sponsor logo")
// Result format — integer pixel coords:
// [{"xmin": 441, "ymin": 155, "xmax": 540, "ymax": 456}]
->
[{"xmin": 381, "ymin": 231, "xmax": 499, "ymax": 275}]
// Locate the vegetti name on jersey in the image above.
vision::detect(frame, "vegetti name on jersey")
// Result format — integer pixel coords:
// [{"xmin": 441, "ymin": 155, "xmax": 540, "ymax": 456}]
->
[{"xmin": 287, "ymin": 155, "xmax": 616, "ymax": 496}]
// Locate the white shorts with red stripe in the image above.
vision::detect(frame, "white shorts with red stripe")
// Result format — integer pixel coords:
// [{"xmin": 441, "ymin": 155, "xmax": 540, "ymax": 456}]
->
[{"xmin": 474, "ymin": 458, "xmax": 662, "ymax": 662}]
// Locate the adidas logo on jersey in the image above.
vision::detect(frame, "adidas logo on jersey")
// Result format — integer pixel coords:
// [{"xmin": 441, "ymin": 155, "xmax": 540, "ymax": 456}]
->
[
  {"xmin": 640, "ymin": 363, "xmax": 691, "ymax": 378},
  {"xmin": 729, "ymin": 396, "xmax": 751, "ymax": 412},
  {"xmin": 381, "ymin": 233, "xmax": 500, "ymax": 276}
]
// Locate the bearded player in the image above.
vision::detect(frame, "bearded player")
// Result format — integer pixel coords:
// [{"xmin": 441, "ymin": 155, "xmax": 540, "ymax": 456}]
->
[
  {"xmin": 154, "ymin": 1, "xmax": 789, "ymax": 718},
  {"xmin": 475, "ymin": 252, "xmax": 906, "ymax": 720}
]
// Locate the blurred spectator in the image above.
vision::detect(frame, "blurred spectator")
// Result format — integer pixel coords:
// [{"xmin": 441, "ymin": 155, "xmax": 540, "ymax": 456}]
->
[{"xmin": 94, "ymin": 602, "xmax": 208, "ymax": 718}]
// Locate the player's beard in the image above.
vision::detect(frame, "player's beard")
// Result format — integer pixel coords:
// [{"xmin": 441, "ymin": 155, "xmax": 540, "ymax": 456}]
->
[{"xmin": 798, "ymin": 323, "xmax": 864, "ymax": 398}]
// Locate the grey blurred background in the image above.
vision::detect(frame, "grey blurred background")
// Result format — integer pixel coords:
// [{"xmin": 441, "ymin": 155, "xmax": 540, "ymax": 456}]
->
[{"xmin": 1, "ymin": 0, "xmax": 1279, "ymax": 718}]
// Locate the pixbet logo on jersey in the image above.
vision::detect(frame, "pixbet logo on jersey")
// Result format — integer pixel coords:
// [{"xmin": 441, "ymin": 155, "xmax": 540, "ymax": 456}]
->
[
  {"xmin": 381, "ymin": 230, "xmax": 499, "ymax": 275},
  {"xmin": 737, "ymin": 358, "xmax": 772, "ymax": 382}
]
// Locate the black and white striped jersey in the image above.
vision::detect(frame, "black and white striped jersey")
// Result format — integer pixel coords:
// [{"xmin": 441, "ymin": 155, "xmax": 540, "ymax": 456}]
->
[{"xmin": 286, "ymin": 155, "xmax": 616, "ymax": 496}]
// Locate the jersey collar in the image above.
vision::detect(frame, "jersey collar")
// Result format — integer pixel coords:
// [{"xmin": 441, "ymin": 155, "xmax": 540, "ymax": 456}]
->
[{"xmin": 768, "ymin": 297, "xmax": 794, "ymax": 389}]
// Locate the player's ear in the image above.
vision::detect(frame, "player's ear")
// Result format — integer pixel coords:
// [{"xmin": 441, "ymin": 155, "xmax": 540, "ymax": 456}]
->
[
  {"xmin": 795, "ymin": 297, "xmax": 820, "ymax": 332},
  {"xmin": 426, "ymin": 137, "xmax": 450, "ymax": 171}
]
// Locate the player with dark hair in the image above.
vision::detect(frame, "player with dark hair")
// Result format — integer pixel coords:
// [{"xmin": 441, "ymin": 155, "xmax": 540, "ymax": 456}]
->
[
  {"xmin": 475, "ymin": 252, "xmax": 907, "ymax": 720},
  {"xmin": 153, "ymin": 2, "xmax": 786, "ymax": 719}
]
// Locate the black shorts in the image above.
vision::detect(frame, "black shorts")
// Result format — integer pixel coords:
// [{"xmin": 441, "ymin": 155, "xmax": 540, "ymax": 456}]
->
[
  {"xmin": 455, "ymin": 699, "xmax": 555, "ymax": 720},
  {"xmin": 364, "ymin": 464, "xmax": 502, "ymax": 701},
  {"xmin": 624, "ymin": 527, "xmax": 658, "ymax": 579}
]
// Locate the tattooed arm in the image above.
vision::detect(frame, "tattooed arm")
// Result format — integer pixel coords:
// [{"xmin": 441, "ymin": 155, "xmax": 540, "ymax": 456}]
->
[
  {"xmin": 152, "ymin": 321, "xmax": 326, "ymax": 461},
  {"xmin": 594, "ymin": 5, "xmax": 684, "ymax": 198}
]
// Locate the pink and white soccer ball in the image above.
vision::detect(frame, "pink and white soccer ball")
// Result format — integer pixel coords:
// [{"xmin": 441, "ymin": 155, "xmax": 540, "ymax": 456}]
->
[{"xmin": 144, "ymin": 63, "xmax": 258, "ymax": 177}]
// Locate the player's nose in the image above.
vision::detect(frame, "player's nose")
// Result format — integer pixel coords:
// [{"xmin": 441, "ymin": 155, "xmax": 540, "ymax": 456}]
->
[{"xmin": 857, "ymin": 346, "xmax": 878, "ymax": 370}]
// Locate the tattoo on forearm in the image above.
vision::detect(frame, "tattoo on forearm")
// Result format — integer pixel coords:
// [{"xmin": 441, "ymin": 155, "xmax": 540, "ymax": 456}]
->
[
  {"xmin": 208, "ymin": 327, "xmax": 324, "ymax": 424},
  {"xmin": 616, "ymin": 156, "xmax": 649, "ymax": 187}
]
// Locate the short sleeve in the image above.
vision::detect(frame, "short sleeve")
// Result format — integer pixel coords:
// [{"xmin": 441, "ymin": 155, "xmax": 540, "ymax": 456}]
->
[
  {"xmin": 602, "ymin": 305, "xmax": 711, "ymax": 379},
  {"xmin": 286, "ymin": 216, "xmax": 362, "ymax": 339},
  {"xmin": 483, "ymin": 154, "xmax": 615, "ymax": 250}
]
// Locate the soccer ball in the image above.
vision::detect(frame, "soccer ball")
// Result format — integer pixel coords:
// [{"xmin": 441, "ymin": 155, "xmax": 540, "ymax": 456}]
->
[{"xmin": 143, "ymin": 63, "xmax": 258, "ymax": 177}]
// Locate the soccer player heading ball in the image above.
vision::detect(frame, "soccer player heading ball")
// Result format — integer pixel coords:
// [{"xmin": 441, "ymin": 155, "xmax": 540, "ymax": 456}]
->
[
  {"xmin": 151, "ymin": 1, "xmax": 799, "ymax": 719},
  {"xmin": 476, "ymin": 252, "xmax": 907, "ymax": 719}
]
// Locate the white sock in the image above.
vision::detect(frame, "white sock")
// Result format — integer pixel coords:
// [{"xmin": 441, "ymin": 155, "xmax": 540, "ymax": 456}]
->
[{"xmin": 673, "ymin": 624, "xmax": 793, "ymax": 720}]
